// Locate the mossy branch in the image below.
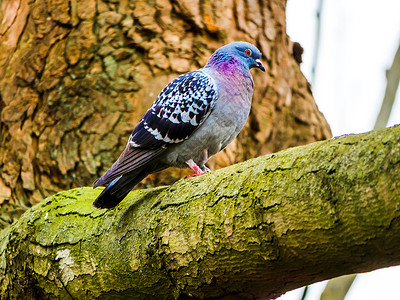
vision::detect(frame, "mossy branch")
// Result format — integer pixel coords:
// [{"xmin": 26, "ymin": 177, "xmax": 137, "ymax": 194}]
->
[{"xmin": 1, "ymin": 126, "xmax": 400, "ymax": 299}]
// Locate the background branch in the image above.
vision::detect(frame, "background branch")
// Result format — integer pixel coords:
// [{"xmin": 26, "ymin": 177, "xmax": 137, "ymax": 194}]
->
[{"xmin": 374, "ymin": 41, "xmax": 400, "ymax": 130}]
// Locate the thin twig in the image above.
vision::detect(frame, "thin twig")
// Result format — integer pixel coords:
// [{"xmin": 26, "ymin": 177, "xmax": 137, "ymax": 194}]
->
[
  {"xmin": 374, "ymin": 41, "xmax": 400, "ymax": 129},
  {"xmin": 311, "ymin": 0, "xmax": 324, "ymax": 86}
]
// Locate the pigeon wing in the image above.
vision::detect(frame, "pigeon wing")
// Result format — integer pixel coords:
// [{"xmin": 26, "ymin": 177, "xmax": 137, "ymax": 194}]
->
[
  {"xmin": 94, "ymin": 70, "xmax": 218, "ymax": 187},
  {"xmin": 129, "ymin": 70, "xmax": 218, "ymax": 148}
]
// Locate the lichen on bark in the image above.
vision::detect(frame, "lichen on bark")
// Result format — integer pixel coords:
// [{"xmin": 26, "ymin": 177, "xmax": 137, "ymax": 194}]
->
[{"xmin": 1, "ymin": 125, "xmax": 399, "ymax": 299}]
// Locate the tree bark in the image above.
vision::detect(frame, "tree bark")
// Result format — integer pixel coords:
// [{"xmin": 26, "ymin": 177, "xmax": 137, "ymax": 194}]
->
[
  {"xmin": 1, "ymin": 125, "xmax": 399, "ymax": 300},
  {"xmin": 0, "ymin": 0, "xmax": 331, "ymax": 229}
]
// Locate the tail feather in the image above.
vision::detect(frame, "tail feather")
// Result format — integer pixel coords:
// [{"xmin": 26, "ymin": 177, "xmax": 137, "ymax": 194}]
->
[
  {"xmin": 94, "ymin": 147, "xmax": 165, "ymax": 188},
  {"xmin": 93, "ymin": 146, "xmax": 167, "ymax": 208},
  {"xmin": 93, "ymin": 167, "xmax": 150, "ymax": 209},
  {"xmin": 93, "ymin": 176, "xmax": 123, "ymax": 208}
]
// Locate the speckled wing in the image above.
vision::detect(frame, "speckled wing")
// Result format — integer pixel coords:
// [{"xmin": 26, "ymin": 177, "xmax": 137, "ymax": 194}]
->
[{"xmin": 129, "ymin": 70, "xmax": 218, "ymax": 149}]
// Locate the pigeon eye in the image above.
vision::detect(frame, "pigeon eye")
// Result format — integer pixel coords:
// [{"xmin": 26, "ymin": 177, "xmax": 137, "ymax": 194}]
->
[{"xmin": 245, "ymin": 49, "xmax": 252, "ymax": 56}]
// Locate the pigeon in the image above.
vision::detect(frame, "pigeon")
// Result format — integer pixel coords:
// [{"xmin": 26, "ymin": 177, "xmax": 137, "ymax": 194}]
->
[{"xmin": 93, "ymin": 41, "xmax": 265, "ymax": 208}]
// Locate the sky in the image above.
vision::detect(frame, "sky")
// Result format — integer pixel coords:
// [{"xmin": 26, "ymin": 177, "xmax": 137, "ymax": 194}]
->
[
  {"xmin": 286, "ymin": 0, "xmax": 400, "ymax": 136},
  {"xmin": 279, "ymin": 0, "xmax": 400, "ymax": 299}
]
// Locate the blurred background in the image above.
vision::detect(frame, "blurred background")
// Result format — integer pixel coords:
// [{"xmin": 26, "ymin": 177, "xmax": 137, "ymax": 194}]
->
[{"xmin": 280, "ymin": 0, "xmax": 400, "ymax": 299}]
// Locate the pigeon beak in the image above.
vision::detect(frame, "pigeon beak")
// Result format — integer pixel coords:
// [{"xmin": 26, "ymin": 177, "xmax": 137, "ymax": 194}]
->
[{"xmin": 255, "ymin": 59, "xmax": 265, "ymax": 72}]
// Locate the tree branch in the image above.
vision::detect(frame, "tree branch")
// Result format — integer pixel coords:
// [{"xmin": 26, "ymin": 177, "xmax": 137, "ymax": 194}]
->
[
  {"xmin": 374, "ymin": 41, "xmax": 400, "ymax": 129},
  {"xmin": 1, "ymin": 125, "xmax": 400, "ymax": 299}
]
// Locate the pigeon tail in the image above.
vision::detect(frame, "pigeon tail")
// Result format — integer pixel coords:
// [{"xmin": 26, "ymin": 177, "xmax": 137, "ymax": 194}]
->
[{"xmin": 93, "ymin": 166, "xmax": 151, "ymax": 209}]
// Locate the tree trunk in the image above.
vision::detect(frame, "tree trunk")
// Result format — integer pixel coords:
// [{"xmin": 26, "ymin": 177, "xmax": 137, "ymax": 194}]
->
[
  {"xmin": 0, "ymin": 0, "xmax": 331, "ymax": 229},
  {"xmin": 1, "ymin": 125, "xmax": 399, "ymax": 299}
]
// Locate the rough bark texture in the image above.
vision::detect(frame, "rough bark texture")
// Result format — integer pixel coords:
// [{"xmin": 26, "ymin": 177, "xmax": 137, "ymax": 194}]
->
[
  {"xmin": 1, "ymin": 125, "xmax": 399, "ymax": 300},
  {"xmin": 0, "ymin": 0, "xmax": 331, "ymax": 229}
]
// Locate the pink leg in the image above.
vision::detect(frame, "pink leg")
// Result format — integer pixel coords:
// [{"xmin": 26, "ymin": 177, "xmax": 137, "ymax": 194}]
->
[{"xmin": 186, "ymin": 159, "xmax": 207, "ymax": 177}]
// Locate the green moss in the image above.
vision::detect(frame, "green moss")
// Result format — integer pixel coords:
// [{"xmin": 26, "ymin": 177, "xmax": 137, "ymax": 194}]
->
[{"xmin": 2, "ymin": 126, "xmax": 400, "ymax": 299}]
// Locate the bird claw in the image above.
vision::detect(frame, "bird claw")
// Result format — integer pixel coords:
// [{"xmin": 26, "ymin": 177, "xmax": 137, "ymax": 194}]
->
[
  {"xmin": 186, "ymin": 170, "xmax": 207, "ymax": 178},
  {"xmin": 185, "ymin": 159, "xmax": 209, "ymax": 178}
]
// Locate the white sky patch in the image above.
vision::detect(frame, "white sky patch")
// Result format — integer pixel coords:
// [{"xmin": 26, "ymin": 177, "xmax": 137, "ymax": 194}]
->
[{"xmin": 286, "ymin": 0, "xmax": 400, "ymax": 136}]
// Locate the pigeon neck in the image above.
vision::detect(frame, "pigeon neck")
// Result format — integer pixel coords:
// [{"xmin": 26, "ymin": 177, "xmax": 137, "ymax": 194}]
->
[
  {"xmin": 205, "ymin": 55, "xmax": 252, "ymax": 87},
  {"xmin": 206, "ymin": 53, "xmax": 248, "ymax": 74},
  {"xmin": 204, "ymin": 58, "xmax": 254, "ymax": 105}
]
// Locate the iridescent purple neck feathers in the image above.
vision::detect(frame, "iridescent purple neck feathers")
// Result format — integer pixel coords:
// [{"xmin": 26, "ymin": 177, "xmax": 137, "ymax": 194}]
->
[{"xmin": 206, "ymin": 50, "xmax": 247, "ymax": 72}]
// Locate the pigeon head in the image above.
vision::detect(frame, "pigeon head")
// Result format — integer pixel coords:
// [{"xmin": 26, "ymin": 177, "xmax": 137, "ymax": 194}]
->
[{"xmin": 205, "ymin": 41, "xmax": 265, "ymax": 73}]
